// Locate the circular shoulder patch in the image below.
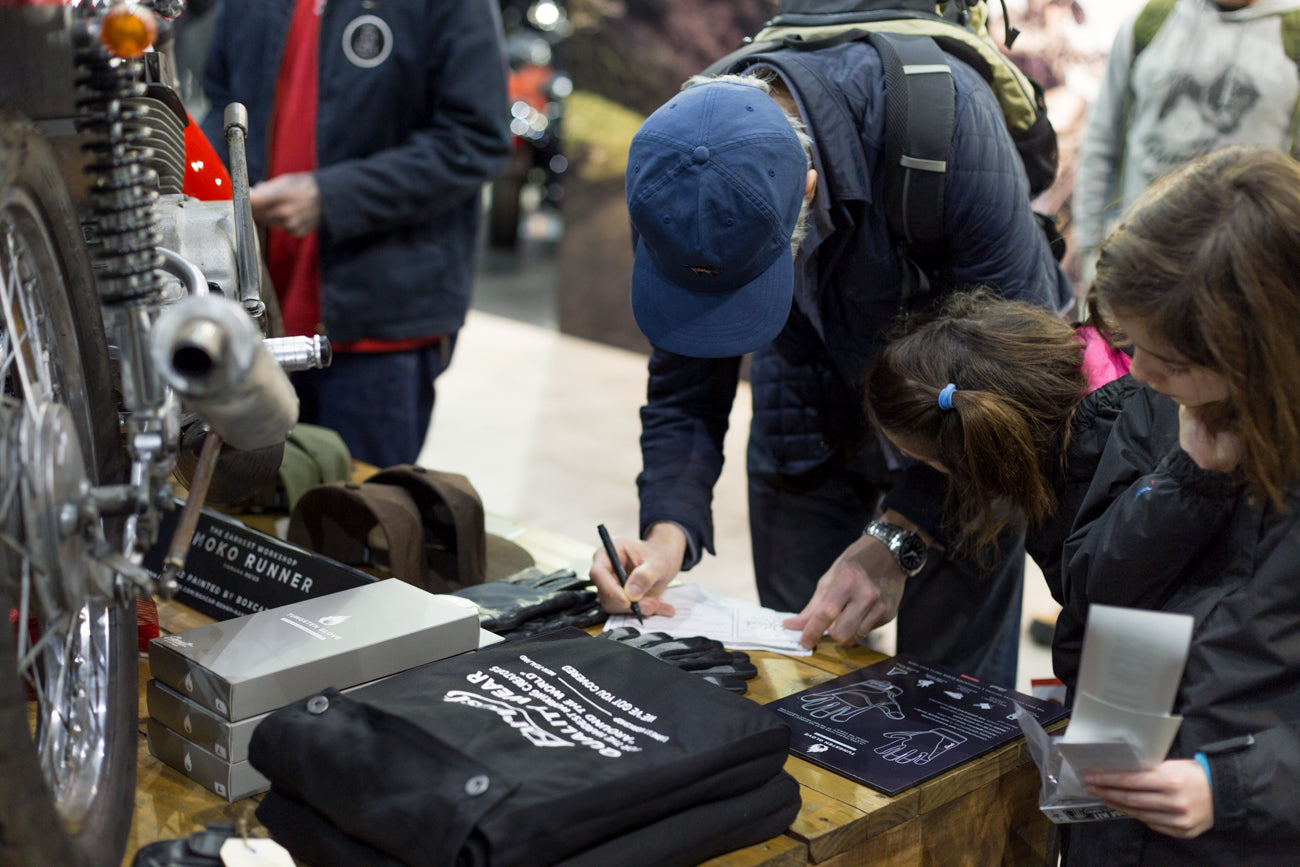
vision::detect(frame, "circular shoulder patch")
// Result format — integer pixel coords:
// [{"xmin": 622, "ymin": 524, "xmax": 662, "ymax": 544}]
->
[{"xmin": 342, "ymin": 14, "xmax": 393, "ymax": 68}]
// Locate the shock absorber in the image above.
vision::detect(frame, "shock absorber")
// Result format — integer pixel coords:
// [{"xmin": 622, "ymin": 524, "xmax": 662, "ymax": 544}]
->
[
  {"xmin": 72, "ymin": 24, "xmax": 175, "ymax": 560},
  {"xmin": 73, "ymin": 35, "xmax": 165, "ymax": 306}
]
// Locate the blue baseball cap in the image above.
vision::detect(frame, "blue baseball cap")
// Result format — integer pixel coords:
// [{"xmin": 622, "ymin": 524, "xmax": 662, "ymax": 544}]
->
[{"xmin": 626, "ymin": 80, "xmax": 808, "ymax": 358}]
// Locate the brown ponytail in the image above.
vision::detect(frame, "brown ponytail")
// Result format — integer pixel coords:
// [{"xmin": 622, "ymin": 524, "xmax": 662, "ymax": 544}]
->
[{"xmin": 867, "ymin": 291, "xmax": 1088, "ymax": 553}]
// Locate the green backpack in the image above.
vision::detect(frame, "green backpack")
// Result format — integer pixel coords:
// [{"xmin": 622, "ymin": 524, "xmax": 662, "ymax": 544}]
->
[{"xmin": 702, "ymin": 0, "xmax": 1061, "ymax": 273}]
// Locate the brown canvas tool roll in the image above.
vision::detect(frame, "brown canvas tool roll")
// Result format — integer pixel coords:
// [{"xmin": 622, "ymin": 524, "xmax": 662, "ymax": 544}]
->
[
  {"xmin": 366, "ymin": 465, "xmax": 489, "ymax": 589},
  {"xmin": 287, "ymin": 466, "xmax": 528, "ymax": 593},
  {"xmin": 287, "ymin": 481, "xmax": 428, "ymax": 588}
]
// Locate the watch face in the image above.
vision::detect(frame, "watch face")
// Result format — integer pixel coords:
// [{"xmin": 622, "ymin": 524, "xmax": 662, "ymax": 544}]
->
[{"xmin": 896, "ymin": 535, "xmax": 927, "ymax": 573}]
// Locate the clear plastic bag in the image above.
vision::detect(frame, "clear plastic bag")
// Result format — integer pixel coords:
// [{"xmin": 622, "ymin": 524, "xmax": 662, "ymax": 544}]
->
[{"xmin": 1014, "ymin": 704, "xmax": 1130, "ymax": 824}]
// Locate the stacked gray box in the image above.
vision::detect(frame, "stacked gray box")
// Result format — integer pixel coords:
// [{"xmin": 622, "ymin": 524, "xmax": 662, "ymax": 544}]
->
[
  {"xmin": 145, "ymin": 579, "xmax": 485, "ymax": 800},
  {"xmin": 145, "ymin": 718, "xmax": 270, "ymax": 801},
  {"xmin": 147, "ymin": 678, "xmax": 264, "ymax": 763}
]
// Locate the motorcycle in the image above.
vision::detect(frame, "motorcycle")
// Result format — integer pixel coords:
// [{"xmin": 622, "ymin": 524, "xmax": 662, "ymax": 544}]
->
[{"xmin": 0, "ymin": 3, "xmax": 327, "ymax": 865}]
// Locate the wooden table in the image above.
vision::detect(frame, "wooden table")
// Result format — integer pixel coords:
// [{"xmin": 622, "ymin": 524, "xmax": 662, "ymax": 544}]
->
[{"xmin": 126, "ymin": 519, "xmax": 1060, "ymax": 867}]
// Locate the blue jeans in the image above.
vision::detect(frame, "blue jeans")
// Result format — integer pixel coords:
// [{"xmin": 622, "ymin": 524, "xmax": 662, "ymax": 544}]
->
[
  {"xmin": 290, "ymin": 337, "xmax": 454, "ymax": 468},
  {"xmin": 748, "ymin": 435, "xmax": 1022, "ymax": 687}
]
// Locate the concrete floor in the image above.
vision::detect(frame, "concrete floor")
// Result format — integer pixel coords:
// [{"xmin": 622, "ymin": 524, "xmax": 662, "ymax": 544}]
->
[{"xmin": 421, "ymin": 228, "xmax": 1059, "ymax": 696}]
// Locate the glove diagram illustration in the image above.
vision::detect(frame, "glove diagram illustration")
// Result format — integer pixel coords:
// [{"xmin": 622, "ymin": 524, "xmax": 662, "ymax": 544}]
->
[
  {"xmin": 800, "ymin": 680, "xmax": 906, "ymax": 722},
  {"xmin": 874, "ymin": 728, "xmax": 966, "ymax": 765}
]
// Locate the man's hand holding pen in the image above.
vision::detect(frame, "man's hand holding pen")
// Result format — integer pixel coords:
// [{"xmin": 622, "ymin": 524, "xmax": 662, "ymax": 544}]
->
[
  {"xmin": 589, "ymin": 522, "xmax": 684, "ymax": 619},
  {"xmin": 598, "ymin": 524, "xmax": 644, "ymax": 624}
]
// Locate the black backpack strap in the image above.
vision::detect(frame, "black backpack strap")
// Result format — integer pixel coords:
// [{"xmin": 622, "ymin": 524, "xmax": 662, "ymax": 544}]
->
[
  {"xmin": 700, "ymin": 27, "xmax": 956, "ymax": 300},
  {"xmin": 866, "ymin": 31, "xmax": 954, "ymax": 255}
]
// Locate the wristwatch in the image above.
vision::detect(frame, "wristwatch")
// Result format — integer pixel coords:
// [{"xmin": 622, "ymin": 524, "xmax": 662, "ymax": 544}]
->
[{"xmin": 863, "ymin": 520, "xmax": 928, "ymax": 577}]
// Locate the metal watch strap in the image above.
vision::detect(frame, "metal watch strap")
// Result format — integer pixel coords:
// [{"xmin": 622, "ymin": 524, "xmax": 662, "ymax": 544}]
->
[{"xmin": 863, "ymin": 520, "xmax": 926, "ymax": 576}]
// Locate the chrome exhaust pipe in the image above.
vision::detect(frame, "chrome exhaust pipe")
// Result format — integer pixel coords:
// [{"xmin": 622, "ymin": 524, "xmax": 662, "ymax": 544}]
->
[{"xmin": 150, "ymin": 294, "xmax": 299, "ymax": 451}]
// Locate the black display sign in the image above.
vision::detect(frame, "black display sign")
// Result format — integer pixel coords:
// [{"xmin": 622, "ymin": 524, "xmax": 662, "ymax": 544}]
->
[
  {"xmin": 767, "ymin": 653, "xmax": 1068, "ymax": 796},
  {"xmin": 142, "ymin": 505, "xmax": 377, "ymax": 621}
]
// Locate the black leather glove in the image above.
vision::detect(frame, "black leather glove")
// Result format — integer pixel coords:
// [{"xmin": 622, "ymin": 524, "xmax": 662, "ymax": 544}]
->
[
  {"xmin": 453, "ymin": 569, "xmax": 606, "ymax": 638},
  {"xmin": 599, "ymin": 628, "xmax": 758, "ymax": 694},
  {"xmin": 498, "ymin": 567, "xmax": 593, "ymax": 592}
]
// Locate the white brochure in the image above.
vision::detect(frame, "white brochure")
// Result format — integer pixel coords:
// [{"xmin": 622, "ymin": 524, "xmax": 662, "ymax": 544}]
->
[
  {"xmin": 1056, "ymin": 604, "xmax": 1194, "ymax": 794},
  {"xmin": 604, "ymin": 582, "xmax": 812, "ymax": 655}
]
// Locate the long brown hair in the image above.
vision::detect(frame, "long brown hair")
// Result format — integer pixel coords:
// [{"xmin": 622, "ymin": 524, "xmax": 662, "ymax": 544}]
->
[
  {"xmin": 866, "ymin": 292, "xmax": 1088, "ymax": 552},
  {"xmin": 1091, "ymin": 146, "xmax": 1300, "ymax": 510}
]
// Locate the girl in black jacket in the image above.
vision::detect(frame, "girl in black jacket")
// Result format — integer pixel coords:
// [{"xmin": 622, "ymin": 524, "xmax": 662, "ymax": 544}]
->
[{"xmin": 1056, "ymin": 145, "xmax": 1300, "ymax": 865}]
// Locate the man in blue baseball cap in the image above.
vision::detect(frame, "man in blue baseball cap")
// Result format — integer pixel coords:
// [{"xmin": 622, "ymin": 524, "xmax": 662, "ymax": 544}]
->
[
  {"xmin": 625, "ymin": 80, "xmax": 812, "ymax": 359},
  {"xmin": 592, "ymin": 55, "xmax": 1070, "ymax": 688}
]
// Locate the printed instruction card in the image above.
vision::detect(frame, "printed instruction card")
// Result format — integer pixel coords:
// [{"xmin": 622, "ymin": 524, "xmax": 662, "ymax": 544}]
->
[{"xmin": 768, "ymin": 653, "xmax": 1068, "ymax": 796}]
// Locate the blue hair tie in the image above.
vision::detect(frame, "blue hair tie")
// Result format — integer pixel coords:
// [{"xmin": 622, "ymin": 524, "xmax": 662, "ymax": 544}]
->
[{"xmin": 937, "ymin": 383, "xmax": 958, "ymax": 411}]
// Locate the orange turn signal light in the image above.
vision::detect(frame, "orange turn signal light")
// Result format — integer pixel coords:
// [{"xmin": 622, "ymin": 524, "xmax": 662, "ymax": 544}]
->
[{"xmin": 100, "ymin": 5, "xmax": 158, "ymax": 59}]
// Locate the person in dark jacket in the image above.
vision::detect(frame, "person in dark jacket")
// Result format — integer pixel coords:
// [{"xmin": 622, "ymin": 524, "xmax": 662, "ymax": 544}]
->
[
  {"xmin": 589, "ymin": 51, "xmax": 1071, "ymax": 687},
  {"xmin": 201, "ymin": 0, "xmax": 510, "ymax": 467},
  {"xmin": 1056, "ymin": 146, "xmax": 1300, "ymax": 864}
]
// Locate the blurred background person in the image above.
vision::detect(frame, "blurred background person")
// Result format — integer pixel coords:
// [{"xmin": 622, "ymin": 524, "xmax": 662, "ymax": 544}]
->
[
  {"xmin": 1071, "ymin": 0, "xmax": 1300, "ymax": 307},
  {"xmin": 201, "ymin": 0, "xmax": 511, "ymax": 467}
]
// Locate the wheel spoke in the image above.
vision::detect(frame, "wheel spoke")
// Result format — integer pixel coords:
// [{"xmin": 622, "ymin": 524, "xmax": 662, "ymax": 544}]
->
[
  {"xmin": 18, "ymin": 612, "xmax": 66, "ymax": 676},
  {"xmin": 3, "ymin": 172, "xmax": 125, "ymax": 839},
  {"xmin": 1, "ymin": 232, "xmax": 43, "ymax": 410}
]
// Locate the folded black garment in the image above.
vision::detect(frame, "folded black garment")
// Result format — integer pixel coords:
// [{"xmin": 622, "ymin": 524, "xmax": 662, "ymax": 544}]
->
[
  {"xmin": 256, "ymin": 793, "xmax": 407, "ymax": 867},
  {"xmin": 452, "ymin": 569, "xmax": 607, "ymax": 638},
  {"xmin": 250, "ymin": 628, "xmax": 796, "ymax": 867},
  {"xmin": 559, "ymin": 770, "xmax": 800, "ymax": 867},
  {"xmin": 258, "ymin": 770, "xmax": 800, "ymax": 867}
]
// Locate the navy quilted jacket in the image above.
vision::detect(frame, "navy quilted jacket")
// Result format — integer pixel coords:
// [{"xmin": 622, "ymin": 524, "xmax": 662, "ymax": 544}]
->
[{"xmin": 638, "ymin": 41, "xmax": 1072, "ymax": 564}]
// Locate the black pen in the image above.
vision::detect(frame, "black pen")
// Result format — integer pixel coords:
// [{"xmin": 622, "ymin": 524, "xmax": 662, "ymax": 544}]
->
[{"xmin": 597, "ymin": 523, "xmax": 644, "ymax": 624}]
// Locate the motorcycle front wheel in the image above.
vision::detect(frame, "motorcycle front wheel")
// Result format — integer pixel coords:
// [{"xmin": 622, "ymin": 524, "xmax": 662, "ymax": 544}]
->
[{"xmin": 0, "ymin": 110, "xmax": 137, "ymax": 867}]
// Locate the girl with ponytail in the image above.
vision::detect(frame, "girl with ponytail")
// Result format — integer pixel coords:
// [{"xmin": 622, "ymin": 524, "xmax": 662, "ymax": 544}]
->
[{"xmin": 865, "ymin": 291, "xmax": 1143, "ymax": 600}]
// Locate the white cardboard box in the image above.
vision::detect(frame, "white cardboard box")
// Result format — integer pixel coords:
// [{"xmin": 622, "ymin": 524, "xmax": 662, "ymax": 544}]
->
[{"xmin": 148, "ymin": 578, "xmax": 481, "ymax": 720}]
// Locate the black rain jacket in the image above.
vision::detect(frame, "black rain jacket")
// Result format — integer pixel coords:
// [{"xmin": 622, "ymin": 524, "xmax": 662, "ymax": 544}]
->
[
  {"xmin": 636, "ymin": 40, "xmax": 1071, "ymax": 563},
  {"xmin": 1059, "ymin": 418, "xmax": 1300, "ymax": 864}
]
